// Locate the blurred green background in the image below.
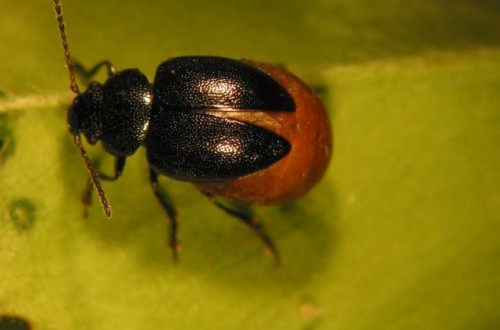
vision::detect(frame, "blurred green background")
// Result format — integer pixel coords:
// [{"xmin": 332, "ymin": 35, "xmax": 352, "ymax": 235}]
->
[{"xmin": 0, "ymin": 0, "xmax": 499, "ymax": 329}]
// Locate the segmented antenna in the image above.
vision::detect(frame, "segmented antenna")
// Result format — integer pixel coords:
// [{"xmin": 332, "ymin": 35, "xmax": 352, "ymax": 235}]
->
[
  {"xmin": 53, "ymin": 0, "xmax": 79, "ymax": 94},
  {"xmin": 74, "ymin": 135, "xmax": 112, "ymax": 217},
  {"xmin": 54, "ymin": 0, "xmax": 112, "ymax": 218}
]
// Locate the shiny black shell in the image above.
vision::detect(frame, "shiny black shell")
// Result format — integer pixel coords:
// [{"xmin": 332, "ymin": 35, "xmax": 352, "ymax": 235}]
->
[
  {"xmin": 153, "ymin": 56, "xmax": 295, "ymax": 111},
  {"xmin": 146, "ymin": 56, "xmax": 295, "ymax": 182},
  {"xmin": 101, "ymin": 69, "xmax": 152, "ymax": 156}
]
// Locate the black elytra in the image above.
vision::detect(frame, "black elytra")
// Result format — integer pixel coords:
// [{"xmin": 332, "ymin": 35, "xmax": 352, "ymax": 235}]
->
[
  {"xmin": 148, "ymin": 57, "xmax": 294, "ymax": 182},
  {"xmin": 147, "ymin": 111, "xmax": 291, "ymax": 182},
  {"xmin": 69, "ymin": 56, "xmax": 295, "ymax": 181},
  {"xmin": 153, "ymin": 56, "xmax": 295, "ymax": 110}
]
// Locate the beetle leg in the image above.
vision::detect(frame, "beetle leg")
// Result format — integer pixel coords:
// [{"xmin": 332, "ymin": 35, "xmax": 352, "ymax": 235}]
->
[
  {"xmin": 149, "ymin": 168, "xmax": 179, "ymax": 261},
  {"xmin": 201, "ymin": 191, "xmax": 280, "ymax": 265},
  {"xmin": 74, "ymin": 60, "xmax": 116, "ymax": 82},
  {"xmin": 82, "ymin": 156, "xmax": 126, "ymax": 217}
]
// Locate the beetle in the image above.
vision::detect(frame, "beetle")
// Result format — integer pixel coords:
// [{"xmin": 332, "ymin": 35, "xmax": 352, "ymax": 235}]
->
[{"xmin": 53, "ymin": 0, "xmax": 332, "ymax": 263}]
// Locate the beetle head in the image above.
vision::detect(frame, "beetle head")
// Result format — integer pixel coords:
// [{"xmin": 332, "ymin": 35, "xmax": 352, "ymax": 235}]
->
[{"xmin": 67, "ymin": 82, "xmax": 103, "ymax": 144}]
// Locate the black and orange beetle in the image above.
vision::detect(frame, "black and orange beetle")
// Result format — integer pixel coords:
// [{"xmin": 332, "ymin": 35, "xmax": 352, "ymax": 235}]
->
[{"xmin": 53, "ymin": 0, "xmax": 332, "ymax": 263}]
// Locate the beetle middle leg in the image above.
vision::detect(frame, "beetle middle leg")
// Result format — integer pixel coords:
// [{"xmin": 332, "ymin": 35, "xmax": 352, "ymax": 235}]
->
[
  {"xmin": 82, "ymin": 156, "xmax": 126, "ymax": 217},
  {"xmin": 201, "ymin": 191, "xmax": 280, "ymax": 265},
  {"xmin": 149, "ymin": 169, "xmax": 179, "ymax": 261}
]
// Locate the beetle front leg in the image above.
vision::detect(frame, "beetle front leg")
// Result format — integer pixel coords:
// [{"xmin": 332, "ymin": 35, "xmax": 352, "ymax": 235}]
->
[
  {"xmin": 74, "ymin": 60, "xmax": 116, "ymax": 82},
  {"xmin": 149, "ymin": 168, "xmax": 179, "ymax": 261},
  {"xmin": 201, "ymin": 191, "xmax": 280, "ymax": 265},
  {"xmin": 82, "ymin": 156, "xmax": 126, "ymax": 217}
]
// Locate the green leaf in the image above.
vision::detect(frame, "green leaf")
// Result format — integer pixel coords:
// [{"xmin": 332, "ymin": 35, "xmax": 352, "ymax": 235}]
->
[{"xmin": 1, "ymin": 0, "xmax": 499, "ymax": 329}]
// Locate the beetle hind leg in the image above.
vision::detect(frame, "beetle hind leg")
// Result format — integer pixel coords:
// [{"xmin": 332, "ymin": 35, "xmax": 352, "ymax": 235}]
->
[{"xmin": 201, "ymin": 192, "xmax": 280, "ymax": 265}]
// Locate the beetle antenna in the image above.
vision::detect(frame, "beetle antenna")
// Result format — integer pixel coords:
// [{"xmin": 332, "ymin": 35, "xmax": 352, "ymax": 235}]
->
[
  {"xmin": 74, "ymin": 135, "xmax": 112, "ymax": 218},
  {"xmin": 53, "ymin": 0, "xmax": 80, "ymax": 94},
  {"xmin": 54, "ymin": 0, "xmax": 111, "ymax": 217}
]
